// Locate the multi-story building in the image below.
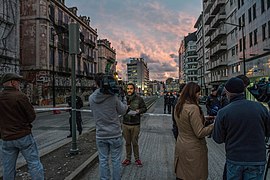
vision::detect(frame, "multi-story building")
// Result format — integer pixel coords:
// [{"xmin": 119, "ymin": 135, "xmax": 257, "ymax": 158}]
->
[
  {"xmin": 0, "ymin": 0, "xmax": 20, "ymax": 76},
  {"xmin": 236, "ymin": 0, "xmax": 270, "ymax": 88},
  {"xmin": 203, "ymin": 0, "xmax": 228, "ymax": 88},
  {"xmin": 20, "ymin": 0, "xmax": 98, "ymax": 105},
  {"xmin": 194, "ymin": 12, "xmax": 206, "ymax": 94},
  {"xmin": 178, "ymin": 40, "xmax": 185, "ymax": 84},
  {"xmin": 97, "ymin": 39, "xmax": 116, "ymax": 74},
  {"xmin": 182, "ymin": 32, "xmax": 198, "ymax": 83},
  {"xmin": 127, "ymin": 58, "xmax": 149, "ymax": 95}
]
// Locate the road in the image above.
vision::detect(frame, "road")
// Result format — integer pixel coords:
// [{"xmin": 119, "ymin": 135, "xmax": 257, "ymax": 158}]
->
[{"xmin": 0, "ymin": 106, "xmax": 95, "ymax": 176}]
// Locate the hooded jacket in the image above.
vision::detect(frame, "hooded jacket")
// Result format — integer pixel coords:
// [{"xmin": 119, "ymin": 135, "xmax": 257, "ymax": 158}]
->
[{"xmin": 89, "ymin": 88, "xmax": 128, "ymax": 139}]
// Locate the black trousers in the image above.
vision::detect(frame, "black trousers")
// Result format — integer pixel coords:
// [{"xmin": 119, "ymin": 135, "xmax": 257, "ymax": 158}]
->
[{"xmin": 69, "ymin": 113, "xmax": 82, "ymax": 133}]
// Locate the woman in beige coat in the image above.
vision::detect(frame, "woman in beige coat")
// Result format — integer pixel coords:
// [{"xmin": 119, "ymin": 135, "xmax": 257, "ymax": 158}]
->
[{"xmin": 174, "ymin": 82, "xmax": 214, "ymax": 180}]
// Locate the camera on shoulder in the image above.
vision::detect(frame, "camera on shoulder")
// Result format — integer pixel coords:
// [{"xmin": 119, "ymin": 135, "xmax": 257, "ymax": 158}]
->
[{"xmin": 100, "ymin": 74, "xmax": 120, "ymax": 95}]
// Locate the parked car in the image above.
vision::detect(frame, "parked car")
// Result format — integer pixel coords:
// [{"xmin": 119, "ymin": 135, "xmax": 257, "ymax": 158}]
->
[{"xmin": 199, "ymin": 96, "xmax": 207, "ymax": 104}]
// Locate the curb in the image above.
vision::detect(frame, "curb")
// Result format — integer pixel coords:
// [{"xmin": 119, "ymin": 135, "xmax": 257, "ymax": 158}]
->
[{"xmin": 64, "ymin": 152, "xmax": 99, "ymax": 180}]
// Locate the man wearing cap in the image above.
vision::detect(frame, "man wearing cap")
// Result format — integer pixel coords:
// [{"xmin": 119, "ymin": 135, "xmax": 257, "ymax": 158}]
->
[
  {"xmin": 0, "ymin": 73, "xmax": 44, "ymax": 179},
  {"xmin": 212, "ymin": 77, "xmax": 270, "ymax": 179}
]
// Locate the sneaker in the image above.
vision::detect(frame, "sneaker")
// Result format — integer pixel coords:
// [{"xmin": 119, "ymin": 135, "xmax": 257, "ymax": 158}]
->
[
  {"xmin": 135, "ymin": 159, "xmax": 143, "ymax": 167},
  {"xmin": 122, "ymin": 159, "xmax": 131, "ymax": 166}
]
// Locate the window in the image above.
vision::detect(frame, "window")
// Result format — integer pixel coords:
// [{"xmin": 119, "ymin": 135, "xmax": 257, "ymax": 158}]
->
[
  {"xmin": 268, "ymin": 0, "xmax": 270, "ymax": 9},
  {"xmin": 254, "ymin": 29, "xmax": 258, "ymax": 44},
  {"xmin": 50, "ymin": 47, "xmax": 54, "ymax": 65},
  {"xmin": 58, "ymin": 50, "xmax": 63, "ymax": 68},
  {"xmin": 253, "ymin": 3, "xmax": 257, "ymax": 20},
  {"xmin": 262, "ymin": 23, "xmax": 267, "ymax": 41},
  {"xmin": 249, "ymin": 32, "xmax": 253, "ymax": 47},
  {"xmin": 238, "ymin": 0, "xmax": 241, "ymax": 9},
  {"xmin": 241, "ymin": 0, "xmax": 244, "ymax": 6},
  {"xmin": 268, "ymin": 21, "xmax": 270, "ymax": 38},
  {"xmin": 232, "ymin": 46, "xmax": 236, "ymax": 56},
  {"xmin": 243, "ymin": 36, "xmax": 246, "ymax": 50},
  {"xmin": 261, "ymin": 0, "xmax": 265, "ymax": 13},
  {"xmin": 242, "ymin": 13, "xmax": 245, "ymax": 26},
  {"xmin": 238, "ymin": 17, "xmax": 242, "ymax": 30},
  {"xmin": 248, "ymin": 8, "xmax": 252, "ymax": 23},
  {"xmin": 239, "ymin": 38, "xmax": 242, "ymax": 52},
  {"xmin": 230, "ymin": 0, "xmax": 233, "ymax": 6}
]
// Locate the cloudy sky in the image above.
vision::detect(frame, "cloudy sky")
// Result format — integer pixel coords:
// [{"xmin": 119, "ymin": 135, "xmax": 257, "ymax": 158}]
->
[{"xmin": 65, "ymin": 0, "xmax": 201, "ymax": 81}]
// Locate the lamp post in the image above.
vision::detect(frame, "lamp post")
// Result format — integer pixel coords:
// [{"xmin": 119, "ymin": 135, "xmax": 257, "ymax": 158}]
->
[{"xmin": 222, "ymin": 21, "xmax": 246, "ymax": 75}]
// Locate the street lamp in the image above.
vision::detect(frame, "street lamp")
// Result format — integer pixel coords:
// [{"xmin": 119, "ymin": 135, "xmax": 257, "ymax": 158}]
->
[{"xmin": 222, "ymin": 21, "xmax": 246, "ymax": 75}]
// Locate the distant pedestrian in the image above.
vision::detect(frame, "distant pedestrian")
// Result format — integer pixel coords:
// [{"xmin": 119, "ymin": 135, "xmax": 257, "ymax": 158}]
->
[
  {"xmin": 206, "ymin": 87, "xmax": 221, "ymax": 116},
  {"xmin": 0, "ymin": 73, "xmax": 44, "ymax": 180},
  {"xmin": 213, "ymin": 77, "xmax": 270, "ymax": 179},
  {"xmin": 164, "ymin": 92, "xmax": 170, "ymax": 113},
  {"xmin": 168, "ymin": 92, "xmax": 176, "ymax": 114},
  {"xmin": 66, "ymin": 90, "xmax": 83, "ymax": 138},
  {"xmin": 122, "ymin": 83, "xmax": 147, "ymax": 167},
  {"xmin": 172, "ymin": 91, "xmax": 181, "ymax": 140},
  {"xmin": 174, "ymin": 82, "xmax": 214, "ymax": 180},
  {"xmin": 89, "ymin": 73, "xmax": 128, "ymax": 180}
]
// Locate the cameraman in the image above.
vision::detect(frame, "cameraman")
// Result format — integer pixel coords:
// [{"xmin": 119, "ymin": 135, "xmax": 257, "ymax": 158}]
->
[{"xmin": 89, "ymin": 73, "xmax": 128, "ymax": 180}]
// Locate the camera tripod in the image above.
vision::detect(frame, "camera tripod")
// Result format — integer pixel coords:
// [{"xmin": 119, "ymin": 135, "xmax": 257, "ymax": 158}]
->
[{"xmin": 264, "ymin": 137, "xmax": 270, "ymax": 180}]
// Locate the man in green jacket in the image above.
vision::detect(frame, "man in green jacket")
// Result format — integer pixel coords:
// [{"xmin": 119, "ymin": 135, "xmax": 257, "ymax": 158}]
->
[{"xmin": 122, "ymin": 83, "xmax": 147, "ymax": 167}]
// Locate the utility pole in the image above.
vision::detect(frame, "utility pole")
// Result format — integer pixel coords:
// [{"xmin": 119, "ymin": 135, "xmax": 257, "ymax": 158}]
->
[{"xmin": 69, "ymin": 23, "xmax": 80, "ymax": 155}]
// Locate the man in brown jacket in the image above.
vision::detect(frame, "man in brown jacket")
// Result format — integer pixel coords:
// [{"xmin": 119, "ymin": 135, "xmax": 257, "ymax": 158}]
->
[{"xmin": 0, "ymin": 73, "xmax": 44, "ymax": 180}]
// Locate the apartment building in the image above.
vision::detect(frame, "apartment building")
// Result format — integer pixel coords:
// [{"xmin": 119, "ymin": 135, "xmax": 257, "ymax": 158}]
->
[
  {"xmin": 194, "ymin": 12, "xmax": 207, "ymax": 94},
  {"xmin": 97, "ymin": 39, "xmax": 116, "ymax": 74},
  {"xmin": 236, "ymin": 0, "xmax": 270, "ymax": 83},
  {"xmin": 20, "ymin": 0, "xmax": 98, "ymax": 104},
  {"xmin": 0, "ymin": 0, "xmax": 20, "ymax": 75},
  {"xmin": 203, "ymin": 0, "xmax": 228, "ymax": 88},
  {"xmin": 182, "ymin": 32, "xmax": 198, "ymax": 83},
  {"xmin": 127, "ymin": 58, "xmax": 149, "ymax": 95}
]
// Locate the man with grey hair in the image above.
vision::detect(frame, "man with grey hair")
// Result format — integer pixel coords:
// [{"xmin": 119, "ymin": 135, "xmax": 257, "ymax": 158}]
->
[
  {"xmin": 213, "ymin": 77, "xmax": 270, "ymax": 179},
  {"xmin": 0, "ymin": 73, "xmax": 44, "ymax": 179}
]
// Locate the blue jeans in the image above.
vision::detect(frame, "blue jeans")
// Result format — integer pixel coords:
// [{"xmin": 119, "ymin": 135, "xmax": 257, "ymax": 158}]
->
[
  {"xmin": 1, "ymin": 134, "xmax": 44, "ymax": 180},
  {"xmin": 227, "ymin": 161, "xmax": 265, "ymax": 180},
  {"xmin": 96, "ymin": 137, "xmax": 123, "ymax": 180}
]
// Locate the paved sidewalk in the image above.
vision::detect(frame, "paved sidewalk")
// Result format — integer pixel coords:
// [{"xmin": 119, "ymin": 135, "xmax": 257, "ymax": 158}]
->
[{"xmin": 80, "ymin": 98, "xmax": 225, "ymax": 180}]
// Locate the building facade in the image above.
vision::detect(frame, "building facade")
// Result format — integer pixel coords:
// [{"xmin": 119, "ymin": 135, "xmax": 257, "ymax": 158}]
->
[
  {"xmin": 127, "ymin": 58, "xmax": 149, "ymax": 95},
  {"xmin": 97, "ymin": 39, "xmax": 116, "ymax": 74},
  {"xmin": 0, "ymin": 0, "xmax": 20, "ymax": 76},
  {"xmin": 181, "ymin": 32, "xmax": 198, "ymax": 84},
  {"xmin": 20, "ymin": 0, "xmax": 98, "ymax": 105}
]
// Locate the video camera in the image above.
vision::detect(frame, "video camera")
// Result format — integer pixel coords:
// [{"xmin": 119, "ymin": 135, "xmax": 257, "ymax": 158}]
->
[
  {"xmin": 100, "ymin": 74, "xmax": 121, "ymax": 95},
  {"xmin": 247, "ymin": 77, "xmax": 270, "ymax": 103}
]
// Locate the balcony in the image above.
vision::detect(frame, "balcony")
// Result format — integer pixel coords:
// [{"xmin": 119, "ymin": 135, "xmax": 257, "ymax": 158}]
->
[
  {"xmin": 211, "ymin": 43, "xmax": 227, "ymax": 56},
  {"xmin": 211, "ymin": 59, "xmax": 227, "ymax": 69},
  {"xmin": 211, "ymin": 13, "xmax": 226, "ymax": 28},
  {"xmin": 212, "ymin": 75, "xmax": 228, "ymax": 82},
  {"xmin": 204, "ymin": 0, "xmax": 214, "ymax": 13},
  {"xmin": 85, "ymin": 39, "xmax": 96, "ymax": 48},
  {"xmin": 204, "ymin": 13, "xmax": 215, "ymax": 25},
  {"xmin": 205, "ymin": 38, "xmax": 211, "ymax": 48},
  {"xmin": 210, "ymin": 0, "xmax": 225, "ymax": 15},
  {"xmin": 205, "ymin": 25, "xmax": 216, "ymax": 36},
  {"xmin": 205, "ymin": 61, "xmax": 213, "ymax": 71},
  {"xmin": 211, "ymin": 26, "xmax": 226, "ymax": 42}
]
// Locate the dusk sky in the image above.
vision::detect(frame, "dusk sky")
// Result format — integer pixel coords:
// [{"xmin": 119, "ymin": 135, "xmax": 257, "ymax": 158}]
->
[{"xmin": 65, "ymin": 0, "xmax": 202, "ymax": 81}]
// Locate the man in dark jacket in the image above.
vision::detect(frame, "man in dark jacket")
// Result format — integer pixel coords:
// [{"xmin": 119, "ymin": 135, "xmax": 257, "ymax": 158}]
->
[
  {"xmin": 206, "ymin": 87, "xmax": 220, "ymax": 116},
  {"xmin": 0, "ymin": 73, "xmax": 44, "ymax": 179},
  {"xmin": 122, "ymin": 83, "xmax": 147, "ymax": 167},
  {"xmin": 213, "ymin": 77, "xmax": 270, "ymax": 179},
  {"xmin": 66, "ymin": 91, "xmax": 83, "ymax": 138}
]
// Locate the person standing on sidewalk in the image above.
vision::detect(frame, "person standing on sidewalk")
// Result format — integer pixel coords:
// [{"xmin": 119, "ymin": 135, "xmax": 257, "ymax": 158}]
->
[
  {"xmin": 174, "ymin": 82, "xmax": 214, "ymax": 180},
  {"xmin": 213, "ymin": 77, "xmax": 270, "ymax": 179},
  {"xmin": 122, "ymin": 83, "xmax": 147, "ymax": 167},
  {"xmin": 0, "ymin": 73, "xmax": 44, "ymax": 180},
  {"xmin": 89, "ymin": 73, "xmax": 128, "ymax": 180},
  {"xmin": 66, "ymin": 90, "xmax": 83, "ymax": 138}
]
